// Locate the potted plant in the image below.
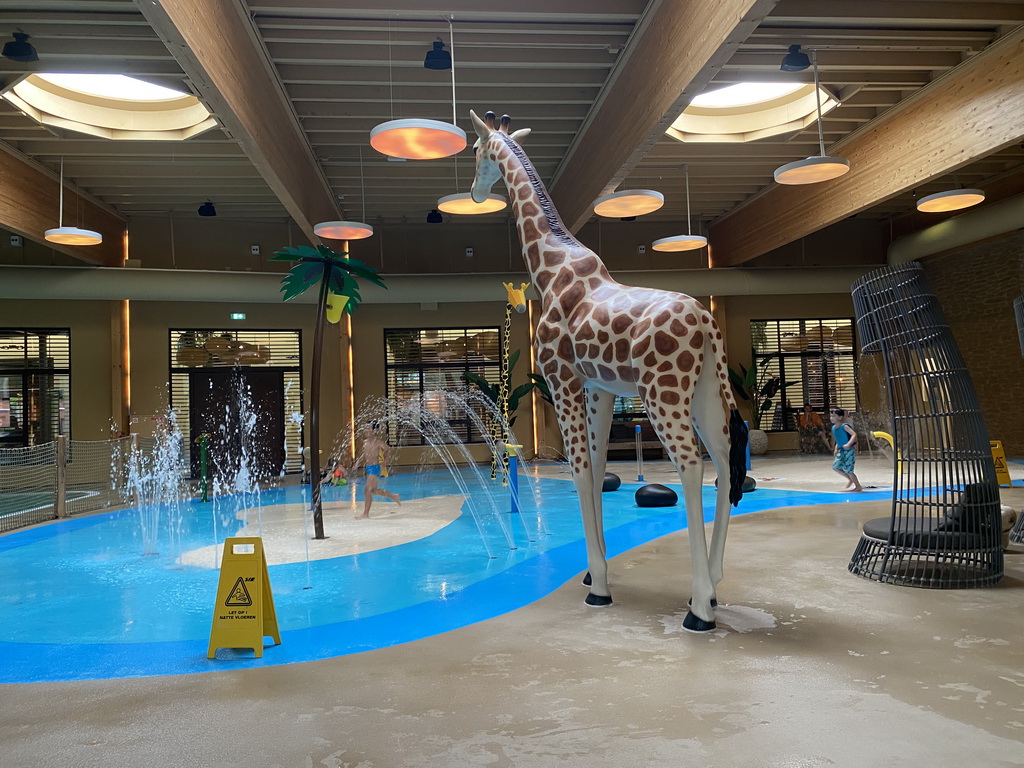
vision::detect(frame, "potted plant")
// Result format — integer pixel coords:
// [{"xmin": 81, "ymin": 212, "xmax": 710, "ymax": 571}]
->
[{"xmin": 729, "ymin": 353, "xmax": 796, "ymax": 455}]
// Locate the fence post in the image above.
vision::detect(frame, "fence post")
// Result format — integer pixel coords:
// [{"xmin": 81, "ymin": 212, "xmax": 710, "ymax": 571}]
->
[{"xmin": 55, "ymin": 435, "xmax": 67, "ymax": 519}]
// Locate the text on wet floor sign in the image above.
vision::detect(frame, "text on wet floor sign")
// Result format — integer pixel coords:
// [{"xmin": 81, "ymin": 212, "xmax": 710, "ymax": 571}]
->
[
  {"xmin": 990, "ymin": 441, "xmax": 1012, "ymax": 487},
  {"xmin": 207, "ymin": 537, "xmax": 280, "ymax": 659}
]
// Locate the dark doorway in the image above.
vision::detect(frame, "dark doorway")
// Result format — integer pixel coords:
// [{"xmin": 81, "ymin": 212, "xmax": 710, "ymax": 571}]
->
[{"xmin": 188, "ymin": 368, "xmax": 285, "ymax": 482}]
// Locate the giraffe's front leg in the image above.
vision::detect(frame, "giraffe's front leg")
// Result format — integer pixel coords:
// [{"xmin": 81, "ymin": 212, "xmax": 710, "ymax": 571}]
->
[{"xmin": 547, "ymin": 370, "xmax": 610, "ymax": 606}]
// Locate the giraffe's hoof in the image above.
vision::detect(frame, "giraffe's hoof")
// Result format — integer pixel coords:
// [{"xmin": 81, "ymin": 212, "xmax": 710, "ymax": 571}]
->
[
  {"xmin": 688, "ymin": 598, "xmax": 719, "ymax": 609},
  {"xmin": 682, "ymin": 610, "xmax": 717, "ymax": 633},
  {"xmin": 582, "ymin": 571, "xmax": 592, "ymax": 587},
  {"xmin": 584, "ymin": 592, "xmax": 613, "ymax": 607}
]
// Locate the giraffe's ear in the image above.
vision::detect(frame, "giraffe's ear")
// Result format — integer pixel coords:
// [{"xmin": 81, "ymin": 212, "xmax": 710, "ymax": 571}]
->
[
  {"xmin": 510, "ymin": 128, "xmax": 530, "ymax": 144},
  {"xmin": 470, "ymin": 110, "xmax": 491, "ymax": 140}
]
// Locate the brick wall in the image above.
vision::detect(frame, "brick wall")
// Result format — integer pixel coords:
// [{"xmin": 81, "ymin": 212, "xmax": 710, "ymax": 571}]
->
[{"xmin": 922, "ymin": 230, "xmax": 1024, "ymax": 454}]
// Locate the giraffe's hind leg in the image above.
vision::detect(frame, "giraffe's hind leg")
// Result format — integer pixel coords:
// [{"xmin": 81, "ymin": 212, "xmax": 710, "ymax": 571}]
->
[
  {"xmin": 692, "ymin": 345, "xmax": 737, "ymax": 592},
  {"xmin": 638, "ymin": 391, "xmax": 717, "ymax": 631},
  {"xmin": 580, "ymin": 386, "xmax": 614, "ymax": 588}
]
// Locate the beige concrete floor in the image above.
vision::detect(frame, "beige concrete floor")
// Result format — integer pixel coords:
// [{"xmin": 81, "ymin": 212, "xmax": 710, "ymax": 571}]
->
[{"xmin": 2, "ymin": 457, "xmax": 1023, "ymax": 768}]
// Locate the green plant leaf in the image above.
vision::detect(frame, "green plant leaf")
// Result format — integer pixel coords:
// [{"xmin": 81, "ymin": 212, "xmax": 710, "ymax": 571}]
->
[
  {"xmin": 464, "ymin": 371, "xmax": 498, "ymax": 402},
  {"xmin": 528, "ymin": 373, "xmax": 554, "ymax": 405},
  {"xmin": 507, "ymin": 382, "xmax": 535, "ymax": 411}
]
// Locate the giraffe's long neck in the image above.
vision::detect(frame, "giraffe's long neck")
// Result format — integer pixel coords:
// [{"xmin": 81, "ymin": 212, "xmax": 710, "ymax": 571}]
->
[{"xmin": 492, "ymin": 134, "xmax": 610, "ymax": 295}]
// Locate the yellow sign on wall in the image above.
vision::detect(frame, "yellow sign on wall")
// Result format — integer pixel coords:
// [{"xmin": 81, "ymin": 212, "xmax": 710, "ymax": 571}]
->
[
  {"xmin": 990, "ymin": 441, "xmax": 1013, "ymax": 487},
  {"xmin": 207, "ymin": 537, "xmax": 280, "ymax": 659}
]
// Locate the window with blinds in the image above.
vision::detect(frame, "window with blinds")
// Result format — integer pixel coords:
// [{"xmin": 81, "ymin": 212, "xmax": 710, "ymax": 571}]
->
[
  {"xmin": 751, "ymin": 318, "xmax": 857, "ymax": 431},
  {"xmin": 384, "ymin": 327, "xmax": 501, "ymax": 445},
  {"xmin": 0, "ymin": 328, "xmax": 71, "ymax": 447},
  {"xmin": 169, "ymin": 329, "xmax": 303, "ymax": 472}
]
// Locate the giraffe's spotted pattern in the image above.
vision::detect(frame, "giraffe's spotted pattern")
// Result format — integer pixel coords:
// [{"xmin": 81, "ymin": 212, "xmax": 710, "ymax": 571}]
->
[{"xmin": 469, "ymin": 110, "xmax": 742, "ymax": 619}]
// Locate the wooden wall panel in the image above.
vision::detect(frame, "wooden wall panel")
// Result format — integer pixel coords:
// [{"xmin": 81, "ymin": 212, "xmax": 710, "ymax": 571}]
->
[{"xmin": 0, "ymin": 146, "xmax": 125, "ymax": 267}]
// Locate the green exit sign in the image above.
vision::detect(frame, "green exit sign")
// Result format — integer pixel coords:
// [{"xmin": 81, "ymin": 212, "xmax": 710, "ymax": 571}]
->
[{"xmin": 230, "ymin": 313, "xmax": 246, "ymax": 320}]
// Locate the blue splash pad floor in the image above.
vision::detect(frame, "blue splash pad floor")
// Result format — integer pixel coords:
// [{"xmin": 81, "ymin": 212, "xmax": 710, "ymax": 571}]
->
[{"xmin": 0, "ymin": 470, "xmax": 890, "ymax": 683}]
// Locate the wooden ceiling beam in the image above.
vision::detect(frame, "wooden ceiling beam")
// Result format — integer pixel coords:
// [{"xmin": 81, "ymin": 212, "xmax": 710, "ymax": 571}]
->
[
  {"xmin": 768, "ymin": 0, "xmax": 1024, "ymax": 26},
  {"xmin": 548, "ymin": 0, "xmax": 780, "ymax": 233},
  {"xmin": 0, "ymin": 144, "xmax": 125, "ymax": 267},
  {"xmin": 137, "ymin": 0, "xmax": 341, "ymax": 241},
  {"xmin": 709, "ymin": 26, "xmax": 1024, "ymax": 267}
]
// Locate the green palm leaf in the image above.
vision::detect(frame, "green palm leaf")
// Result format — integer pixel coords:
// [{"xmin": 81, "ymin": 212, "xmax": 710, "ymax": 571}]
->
[{"xmin": 280, "ymin": 262, "xmax": 325, "ymax": 301}]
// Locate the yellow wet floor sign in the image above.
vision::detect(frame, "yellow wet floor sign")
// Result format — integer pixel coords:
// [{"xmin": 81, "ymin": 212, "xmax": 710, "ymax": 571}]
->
[
  {"xmin": 207, "ymin": 537, "xmax": 280, "ymax": 659},
  {"xmin": 990, "ymin": 441, "xmax": 1013, "ymax": 487}
]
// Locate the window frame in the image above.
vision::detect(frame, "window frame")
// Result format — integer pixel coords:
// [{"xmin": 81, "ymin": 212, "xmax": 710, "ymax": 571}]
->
[
  {"xmin": 384, "ymin": 326, "xmax": 502, "ymax": 446},
  {"xmin": 0, "ymin": 328, "xmax": 71, "ymax": 448},
  {"xmin": 750, "ymin": 318, "xmax": 858, "ymax": 432}
]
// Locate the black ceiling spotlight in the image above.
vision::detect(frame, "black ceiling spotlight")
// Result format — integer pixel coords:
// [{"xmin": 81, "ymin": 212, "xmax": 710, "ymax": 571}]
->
[
  {"xmin": 197, "ymin": 201, "xmax": 216, "ymax": 217},
  {"xmin": 424, "ymin": 38, "xmax": 451, "ymax": 70},
  {"xmin": 426, "ymin": 208, "xmax": 443, "ymax": 224},
  {"xmin": 2, "ymin": 31, "xmax": 38, "ymax": 63},
  {"xmin": 780, "ymin": 44, "xmax": 810, "ymax": 72}
]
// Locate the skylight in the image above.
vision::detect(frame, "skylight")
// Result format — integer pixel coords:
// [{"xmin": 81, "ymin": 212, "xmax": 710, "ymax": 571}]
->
[
  {"xmin": 36, "ymin": 74, "xmax": 186, "ymax": 101},
  {"xmin": 667, "ymin": 82, "xmax": 840, "ymax": 144},
  {"xmin": 1, "ymin": 73, "xmax": 216, "ymax": 141},
  {"xmin": 691, "ymin": 82, "xmax": 804, "ymax": 109}
]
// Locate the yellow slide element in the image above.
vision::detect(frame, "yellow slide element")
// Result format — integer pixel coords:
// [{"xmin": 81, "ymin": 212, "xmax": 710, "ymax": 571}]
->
[{"xmin": 872, "ymin": 431, "xmax": 903, "ymax": 473}]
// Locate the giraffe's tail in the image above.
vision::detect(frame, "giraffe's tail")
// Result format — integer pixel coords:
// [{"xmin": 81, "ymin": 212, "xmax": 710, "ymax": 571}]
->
[{"xmin": 728, "ymin": 408, "xmax": 748, "ymax": 507}]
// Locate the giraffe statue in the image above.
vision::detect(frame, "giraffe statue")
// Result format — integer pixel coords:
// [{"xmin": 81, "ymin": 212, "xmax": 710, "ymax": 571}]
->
[{"xmin": 470, "ymin": 110, "xmax": 748, "ymax": 632}]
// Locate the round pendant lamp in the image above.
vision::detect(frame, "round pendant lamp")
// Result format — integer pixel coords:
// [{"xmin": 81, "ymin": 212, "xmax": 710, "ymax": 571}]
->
[
  {"xmin": 437, "ymin": 192, "xmax": 506, "ymax": 215},
  {"xmin": 370, "ymin": 119, "xmax": 466, "ymax": 160},
  {"xmin": 774, "ymin": 50, "xmax": 850, "ymax": 185},
  {"xmin": 916, "ymin": 188, "xmax": 985, "ymax": 213},
  {"xmin": 369, "ymin": 17, "xmax": 466, "ymax": 160},
  {"xmin": 652, "ymin": 164, "xmax": 707, "ymax": 252},
  {"xmin": 592, "ymin": 189, "xmax": 664, "ymax": 218},
  {"xmin": 44, "ymin": 157, "xmax": 101, "ymax": 246},
  {"xmin": 313, "ymin": 221, "xmax": 374, "ymax": 240},
  {"xmin": 315, "ymin": 147, "xmax": 374, "ymax": 240}
]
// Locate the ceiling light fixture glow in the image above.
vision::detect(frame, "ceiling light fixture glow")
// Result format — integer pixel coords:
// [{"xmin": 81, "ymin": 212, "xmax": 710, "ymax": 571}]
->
[
  {"xmin": 370, "ymin": 17, "xmax": 466, "ymax": 160},
  {"xmin": 437, "ymin": 192, "xmax": 506, "ymax": 215},
  {"xmin": 313, "ymin": 221, "xmax": 374, "ymax": 240},
  {"xmin": 316, "ymin": 147, "xmax": 374, "ymax": 239},
  {"xmin": 916, "ymin": 188, "xmax": 986, "ymax": 213},
  {"xmin": 652, "ymin": 164, "xmax": 706, "ymax": 253},
  {"xmin": 44, "ymin": 158, "xmax": 101, "ymax": 246},
  {"xmin": 774, "ymin": 50, "xmax": 850, "ymax": 185},
  {"xmin": 592, "ymin": 189, "xmax": 664, "ymax": 218}
]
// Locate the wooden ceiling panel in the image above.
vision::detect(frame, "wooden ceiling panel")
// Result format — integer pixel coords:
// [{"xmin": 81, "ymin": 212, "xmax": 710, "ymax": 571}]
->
[{"xmin": 0, "ymin": 0, "xmax": 1019, "ymax": 269}]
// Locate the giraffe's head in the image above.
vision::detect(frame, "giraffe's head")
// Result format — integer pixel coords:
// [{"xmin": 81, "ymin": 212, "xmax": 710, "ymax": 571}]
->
[
  {"xmin": 502, "ymin": 281, "xmax": 529, "ymax": 314},
  {"xmin": 469, "ymin": 109, "xmax": 530, "ymax": 203}
]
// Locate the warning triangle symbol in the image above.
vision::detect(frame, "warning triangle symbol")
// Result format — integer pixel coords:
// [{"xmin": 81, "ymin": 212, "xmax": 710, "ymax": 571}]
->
[{"xmin": 225, "ymin": 577, "xmax": 253, "ymax": 606}]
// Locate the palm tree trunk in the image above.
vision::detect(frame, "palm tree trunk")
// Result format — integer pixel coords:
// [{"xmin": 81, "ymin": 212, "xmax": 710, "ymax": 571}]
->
[{"xmin": 309, "ymin": 266, "xmax": 330, "ymax": 539}]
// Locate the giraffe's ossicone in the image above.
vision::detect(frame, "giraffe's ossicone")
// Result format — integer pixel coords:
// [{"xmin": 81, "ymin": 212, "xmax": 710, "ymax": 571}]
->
[{"xmin": 470, "ymin": 109, "xmax": 749, "ymax": 632}]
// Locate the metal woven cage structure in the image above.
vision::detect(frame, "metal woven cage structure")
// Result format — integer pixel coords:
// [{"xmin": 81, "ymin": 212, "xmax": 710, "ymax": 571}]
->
[
  {"xmin": 848, "ymin": 262, "xmax": 1003, "ymax": 588},
  {"xmin": 1012, "ymin": 297, "xmax": 1024, "ymax": 545}
]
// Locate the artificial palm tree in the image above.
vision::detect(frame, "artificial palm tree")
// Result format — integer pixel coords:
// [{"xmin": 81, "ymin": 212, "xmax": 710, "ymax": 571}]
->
[{"xmin": 272, "ymin": 243, "xmax": 386, "ymax": 538}]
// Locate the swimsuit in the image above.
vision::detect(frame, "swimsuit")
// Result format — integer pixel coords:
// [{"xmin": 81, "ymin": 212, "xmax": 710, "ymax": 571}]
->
[
  {"xmin": 831, "ymin": 424, "xmax": 856, "ymax": 472},
  {"xmin": 366, "ymin": 464, "xmax": 381, "ymax": 477}
]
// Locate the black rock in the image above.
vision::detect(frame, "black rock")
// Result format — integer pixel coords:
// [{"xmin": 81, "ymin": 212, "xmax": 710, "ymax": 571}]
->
[
  {"xmin": 602, "ymin": 472, "xmax": 621, "ymax": 492},
  {"xmin": 635, "ymin": 483, "xmax": 678, "ymax": 507}
]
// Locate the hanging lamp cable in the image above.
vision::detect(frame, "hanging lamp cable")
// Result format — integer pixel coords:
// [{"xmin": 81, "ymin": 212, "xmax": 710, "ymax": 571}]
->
[{"xmin": 813, "ymin": 50, "xmax": 826, "ymax": 158}]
